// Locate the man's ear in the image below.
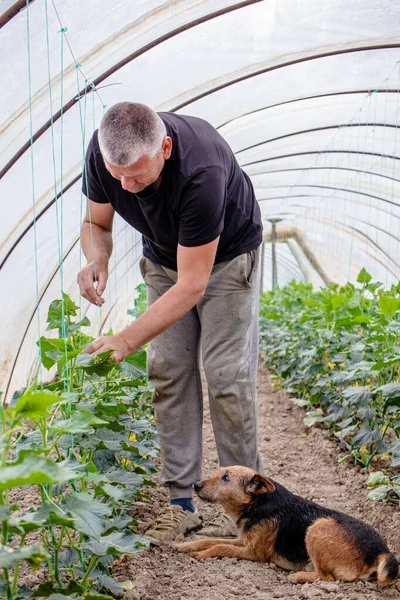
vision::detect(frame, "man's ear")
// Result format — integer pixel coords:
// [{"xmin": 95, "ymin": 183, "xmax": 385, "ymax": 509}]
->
[
  {"xmin": 245, "ymin": 474, "xmax": 275, "ymax": 495},
  {"xmin": 162, "ymin": 136, "xmax": 172, "ymax": 160}
]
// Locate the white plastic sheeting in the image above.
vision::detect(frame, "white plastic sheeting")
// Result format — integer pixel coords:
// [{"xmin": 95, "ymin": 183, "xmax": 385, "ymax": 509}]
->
[{"xmin": 0, "ymin": 0, "xmax": 399, "ymax": 399}]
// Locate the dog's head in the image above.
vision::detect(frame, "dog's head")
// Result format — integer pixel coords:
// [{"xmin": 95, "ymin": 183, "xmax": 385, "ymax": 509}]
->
[{"xmin": 194, "ymin": 466, "xmax": 275, "ymax": 519}]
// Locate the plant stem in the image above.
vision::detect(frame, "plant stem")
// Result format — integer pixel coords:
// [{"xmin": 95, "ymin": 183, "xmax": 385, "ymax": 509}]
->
[{"xmin": 81, "ymin": 555, "xmax": 99, "ymax": 585}]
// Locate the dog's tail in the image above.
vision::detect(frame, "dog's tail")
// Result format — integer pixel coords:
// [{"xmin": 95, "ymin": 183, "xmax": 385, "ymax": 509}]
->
[{"xmin": 376, "ymin": 552, "xmax": 399, "ymax": 584}]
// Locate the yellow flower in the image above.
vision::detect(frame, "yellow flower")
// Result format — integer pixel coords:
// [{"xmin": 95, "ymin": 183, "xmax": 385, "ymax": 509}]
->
[
  {"xmin": 327, "ymin": 361, "xmax": 335, "ymax": 370},
  {"xmin": 129, "ymin": 433, "xmax": 136, "ymax": 441}
]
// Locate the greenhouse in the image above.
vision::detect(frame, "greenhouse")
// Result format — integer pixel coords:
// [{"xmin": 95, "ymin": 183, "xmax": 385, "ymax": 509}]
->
[{"xmin": 0, "ymin": 1, "xmax": 399, "ymax": 599}]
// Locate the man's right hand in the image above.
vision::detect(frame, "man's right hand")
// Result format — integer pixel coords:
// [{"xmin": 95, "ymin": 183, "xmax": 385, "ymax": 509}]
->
[{"xmin": 77, "ymin": 258, "xmax": 109, "ymax": 306}]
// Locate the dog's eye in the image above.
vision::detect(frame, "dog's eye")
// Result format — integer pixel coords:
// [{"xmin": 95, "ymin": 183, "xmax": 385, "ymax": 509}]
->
[{"xmin": 221, "ymin": 472, "xmax": 229, "ymax": 482}]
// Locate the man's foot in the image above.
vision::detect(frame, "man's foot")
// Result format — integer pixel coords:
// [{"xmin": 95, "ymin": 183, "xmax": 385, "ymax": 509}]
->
[
  {"xmin": 200, "ymin": 510, "xmax": 239, "ymax": 538},
  {"xmin": 144, "ymin": 505, "xmax": 202, "ymax": 546}
]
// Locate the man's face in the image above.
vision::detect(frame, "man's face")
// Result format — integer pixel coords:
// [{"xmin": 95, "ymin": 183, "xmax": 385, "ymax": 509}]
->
[{"xmin": 103, "ymin": 137, "xmax": 172, "ymax": 194}]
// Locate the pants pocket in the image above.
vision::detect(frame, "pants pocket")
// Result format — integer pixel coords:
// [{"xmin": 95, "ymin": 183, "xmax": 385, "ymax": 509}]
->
[{"xmin": 139, "ymin": 256, "xmax": 147, "ymax": 280}]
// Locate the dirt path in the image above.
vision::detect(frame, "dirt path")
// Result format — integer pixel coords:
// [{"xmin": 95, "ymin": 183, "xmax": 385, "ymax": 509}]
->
[{"xmin": 114, "ymin": 363, "xmax": 400, "ymax": 600}]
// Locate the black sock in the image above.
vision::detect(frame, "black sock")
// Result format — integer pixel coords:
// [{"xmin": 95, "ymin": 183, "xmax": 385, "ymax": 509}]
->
[{"xmin": 171, "ymin": 497, "xmax": 195, "ymax": 513}]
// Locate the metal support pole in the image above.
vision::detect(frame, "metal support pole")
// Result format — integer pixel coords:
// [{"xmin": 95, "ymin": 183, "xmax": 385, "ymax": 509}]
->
[
  {"xmin": 267, "ymin": 218, "xmax": 282, "ymax": 290},
  {"xmin": 260, "ymin": 242, "xmax": 265, "ymax": 293},
  {"xmin": 271, "ymin": 221, "xmax": 277, "ymax": 289}
]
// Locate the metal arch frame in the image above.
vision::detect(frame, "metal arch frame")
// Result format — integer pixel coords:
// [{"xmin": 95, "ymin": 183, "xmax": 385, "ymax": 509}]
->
[
  {"xmin": 266, "ymin": 202, "xmax": 400, "ymax": 247},
  {"xmin": 0, "ymin": 0, "xmax": 36, "ymax": 29},
  {"xmin": 2, "ymin": 9, "xmax": 400, "ymax": 393},
  {"xmin": 2, "ymin": 38, "xmax": 400, "ymax": 179},
  {"xmin": 0, "ymin": 0, "xmax": 262, "ymax": 180},
  {"xmin": 257, "ymin": 195, "xmax": 400, "ymax": 226},
  {"xmin": 215, "ymin": 89, "xmax": 400, "ymax": 131},
  {"xmin": 310, "ymin": 219, "xmax": 400, "ymax": 277},
  {"xmin": 257, "ymin": 183, "xmax": 399, "ymax": 207},
  {"xmin": 247, "ymin": 165, "xmax": 400, "ymax": 186},
  {"xmin": 234, "ymin": 123, "xmax": 399, "ymax": 156},
  {"xmin": 3, "ymin": 143, "xmax": 400, "ymax": 273},
  {"xmin": 240, "ymin": 149, "xmax": 400, "ymax": 168},
  {"xmin": 0, "ymin": 174, "xmax": 81, "ymax": 271}
]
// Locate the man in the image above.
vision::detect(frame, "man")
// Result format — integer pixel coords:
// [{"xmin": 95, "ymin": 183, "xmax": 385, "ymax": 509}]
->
[{"xmin": 78, "ymin": 102, "xmax": 263, "ymax": 543}]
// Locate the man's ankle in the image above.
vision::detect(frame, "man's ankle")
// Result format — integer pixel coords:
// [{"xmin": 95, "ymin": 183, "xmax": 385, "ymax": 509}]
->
[{"xmin": 170, "ymin": 497, "xmax": 195, "ymax": 513}]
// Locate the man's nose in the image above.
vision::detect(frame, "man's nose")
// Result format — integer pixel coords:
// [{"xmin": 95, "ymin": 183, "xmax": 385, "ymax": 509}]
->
[{"xmin": 120, "ymin": 176, "xmax": 134, "ymax": 190}]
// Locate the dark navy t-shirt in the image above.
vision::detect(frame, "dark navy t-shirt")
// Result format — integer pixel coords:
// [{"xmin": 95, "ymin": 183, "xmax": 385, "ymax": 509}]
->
[{"xmin": 82, "ymin": 112, "xmax": 262, "ymax": 270}]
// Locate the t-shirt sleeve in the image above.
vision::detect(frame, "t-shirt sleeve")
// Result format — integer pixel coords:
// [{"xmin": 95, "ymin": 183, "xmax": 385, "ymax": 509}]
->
[
  {"xmin": 178, "ymin": 167, "xmax": 226, "ymax": 247},
  {"xmin": 81, "ymin": 139, "xmax": 110, "ymax": 204}
]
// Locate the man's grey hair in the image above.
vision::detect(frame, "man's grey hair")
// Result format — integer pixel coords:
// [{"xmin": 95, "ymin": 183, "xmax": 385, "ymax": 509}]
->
[{"xmin": 98, "ymin": 102, "xmax": 166, "ymax": 166}]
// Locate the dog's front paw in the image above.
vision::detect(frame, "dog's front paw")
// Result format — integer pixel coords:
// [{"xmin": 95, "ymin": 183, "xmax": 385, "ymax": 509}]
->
[
  {"xmin": 174, "ymin": 541, "xmax": 197, "ymax": 552},
  {"xmin": 189, "ymin": 551, "xmax": 204, "ymax": 560}
]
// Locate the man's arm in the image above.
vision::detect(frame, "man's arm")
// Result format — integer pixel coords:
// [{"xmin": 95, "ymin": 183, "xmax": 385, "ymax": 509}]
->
[
  {"xmin": 78, "ymin": 200, "xmax": 115, "ymax": 306},
  {"xmin": 83, "ymin": 237, "xmax": 219, "ymax": 361}
]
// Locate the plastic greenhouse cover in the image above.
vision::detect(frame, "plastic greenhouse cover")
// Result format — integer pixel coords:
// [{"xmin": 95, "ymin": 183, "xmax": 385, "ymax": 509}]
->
[{"xmin": 0, "ymin": 0, "xmax": 399, "ymax": 399}]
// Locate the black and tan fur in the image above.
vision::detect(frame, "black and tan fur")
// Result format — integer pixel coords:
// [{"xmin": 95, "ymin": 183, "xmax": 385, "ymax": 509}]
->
[{"xmin": 175, "ymin": 466, "xmax": 398, "ymax": 585}]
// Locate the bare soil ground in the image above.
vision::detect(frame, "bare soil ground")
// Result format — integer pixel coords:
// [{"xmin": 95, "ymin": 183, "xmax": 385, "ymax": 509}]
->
[{"xmin": 115, "ymin": 363, "xmax": 400, "ymax": 600}]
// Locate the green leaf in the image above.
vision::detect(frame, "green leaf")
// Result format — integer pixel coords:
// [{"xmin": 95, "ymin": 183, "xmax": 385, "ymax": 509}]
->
[
  {"xmin": 17, "ymin": 504, "xmax": 77, "ymax": 530},
  {"xmin": 95, "ymin": 483, "xmax": 125, "ymax": 502},
  {"xmin": 379, "ymin": 295, "xmax": 400, "ymax": 319},
  {"xmin": 292, "ymin": 398, "xmax": 311, "ymax": 408},
  {"xmin": 37, "ymin": 337, "xmax": 69, "ymax": 369},
  {"xmin": 30, "ymin": 581, "xmax": 83, "ymax": 598},
  {"xmin": 85, "ymin": 593, "xmax": 114, "ymax": 600},
  {"xmin": 81, "ymin": 531, "xmax": 150, "ymax": 557},
  {"xmin": 50, "ymin": 410, "xmax": 109, "ymax": 434},
  {"xmin": 47, "ymin": 294, "xmax": 79, "ymax": 324},
  {"xmin": 0, "ymin": 505, "xmax": 17, "ymax": 520},
  {"xmin": 95, "ymin": 574, "xmax": 125, "ymax": 598},
  {"xmin": 75, "ymin": 351, "xmax": 116, "ymax": 376},
  {"xmin": 368, "ymin": 485, "xmax": 391, "ymax": 501},
  {"xmin": 58, "ymin": 547, "xmax": 79, "ymax": 567},
  {"xmin": 367, "ymin": 471, "xmax": 389, "ymax": 487},
  {"xmin": 357, "ymin": 268, "xmax": 372, "ymax": 284},
  {"xmin": 331, "ymin": 294, "xmax": 344, "ymax": 310},
  {"xmin": 123, "ymin": 348, "xmax": 147, "ymax": 371},
  {"xmin": 342, "ymin": 387, "xmax": 374, "ymax": 405},
  {"xmin": 103, "ymin": 514, "xmax": 138, "ymax": 535},
  {"xmin": 106, "ymin": 469, "xmax": 144, "ymax": 487},
  {"xmin": 0, "ymin": 544, "xmax": 48, "ymax": 569},
  {"xmin": 0, "ymin": 452, "xmax": 78, "ymax": 491},
  {"xmin": 348, "ymin": 291, "xmax": 362, "ymax": 309},
  {"xmin": 62, "ymin": 492, "xmax": 112, "ymax": 538},
  {"xmin": 377, "ymin": 382, "xmax": 400, "ymax": 399},
  {"xmin": 304, "ymin": 411, "xmax": 323, "ymax": 427},
  {"xmin": 12, "ymin": 389, "xmax": 63, "ymax": 419},
  {"xmin": 353, "ymin": 426, "xmax": 381, "ymax": 447}
]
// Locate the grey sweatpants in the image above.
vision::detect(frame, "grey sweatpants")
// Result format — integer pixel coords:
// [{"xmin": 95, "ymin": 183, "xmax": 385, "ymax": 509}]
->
[{"xmin": 139, "ymin": 248, "xmax": 263, "ymax": 499}]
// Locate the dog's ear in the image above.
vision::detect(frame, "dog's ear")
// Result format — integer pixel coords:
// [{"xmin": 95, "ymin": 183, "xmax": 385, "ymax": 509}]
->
[{"xmin": 245, "ymin": 474, "xmax": 275, "ymax": 495}]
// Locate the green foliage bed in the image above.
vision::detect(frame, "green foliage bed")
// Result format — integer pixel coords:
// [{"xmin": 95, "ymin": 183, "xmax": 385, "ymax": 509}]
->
[
  {"xmin": 0, "ymin": 288, "xmax": 158, "ymax": 600},
  {"xmin": 259, "ymin": 269, "xmax": 400, "ymax": 502}
]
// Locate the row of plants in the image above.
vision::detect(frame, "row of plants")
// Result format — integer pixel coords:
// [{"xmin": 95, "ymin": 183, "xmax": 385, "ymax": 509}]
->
[
  {"xmin": 0, "ymin": 289, "xmax": 158, "ymax": 600},
  {"xmin": 259, "ymin": 269, "xmax": 400, "ymax": 502}
]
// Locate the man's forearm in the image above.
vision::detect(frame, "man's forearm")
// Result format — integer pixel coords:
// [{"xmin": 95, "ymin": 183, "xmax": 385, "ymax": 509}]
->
[
  {"xmin": 81, "ymin": 221, "xmax": 113, "ymax": 263},
  {"xmin": 120, "ymin": 280, "xmax": 205, "ymax": 353}
]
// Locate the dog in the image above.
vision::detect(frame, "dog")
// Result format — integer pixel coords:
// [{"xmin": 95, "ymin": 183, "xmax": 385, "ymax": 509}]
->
[{"xmin": 175, "ymin": 466, "xmax": 398, "ymax": 585}]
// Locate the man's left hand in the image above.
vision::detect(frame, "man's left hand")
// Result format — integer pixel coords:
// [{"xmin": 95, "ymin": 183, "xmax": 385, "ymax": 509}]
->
[{"xmin": 83, "ymin": 334, "xmax": 133, "ymax": 364}]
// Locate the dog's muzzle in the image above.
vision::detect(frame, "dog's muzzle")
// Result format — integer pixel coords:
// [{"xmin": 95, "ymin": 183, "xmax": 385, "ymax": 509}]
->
[{"xmin": 194, "ymin": 481, "xmax": 204, "ymax": 493}]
